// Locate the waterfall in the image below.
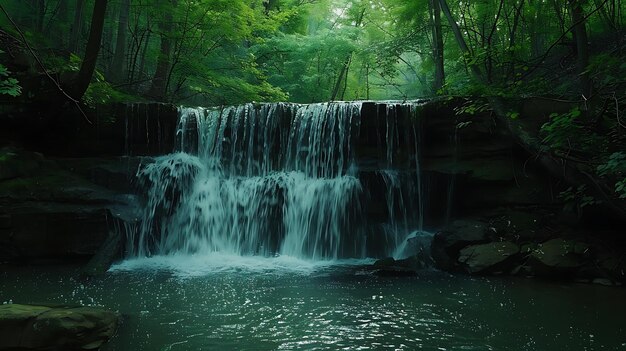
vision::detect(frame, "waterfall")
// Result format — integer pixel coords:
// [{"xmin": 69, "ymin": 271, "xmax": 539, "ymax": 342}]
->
[{"xmin": 128, "ymin": 101, "xmax": 429, "ymax": 261}]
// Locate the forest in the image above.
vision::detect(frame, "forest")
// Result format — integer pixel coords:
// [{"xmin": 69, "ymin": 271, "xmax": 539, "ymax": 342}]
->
[
  {"xmin": 2, "ymin": 1, "xmax": 626, "ymax": 350},
  {"xmin": 0, "ymin": 0, "xmax": 622, "ymax": 102},
  {"xmin": 1, "ymin": 0, "xmax": 625, "ymax": 201}
]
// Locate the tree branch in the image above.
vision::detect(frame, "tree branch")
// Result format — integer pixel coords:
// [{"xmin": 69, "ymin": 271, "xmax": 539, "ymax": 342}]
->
[{"xmin": 0, "ymin": 4, "xmax": 92, "ymax": 124}]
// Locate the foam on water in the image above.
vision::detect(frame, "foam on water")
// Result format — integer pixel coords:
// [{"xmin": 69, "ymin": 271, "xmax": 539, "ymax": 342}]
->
[
  {"xmin": 127, "ymin": 103, "xmax": 366, "ymax": 260},
  {"xmin": 110, "ymin": 254, "xmax": 374, "ymax": 277},
  {"xmin": 124, "ymin": 101, "xmax": 430, "ymax": 265}
]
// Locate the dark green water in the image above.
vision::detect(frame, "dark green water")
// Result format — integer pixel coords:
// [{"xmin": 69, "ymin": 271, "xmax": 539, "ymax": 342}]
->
[{"xmin": 1, "ymin": 256, "xmax": 625, "ymax": 351}]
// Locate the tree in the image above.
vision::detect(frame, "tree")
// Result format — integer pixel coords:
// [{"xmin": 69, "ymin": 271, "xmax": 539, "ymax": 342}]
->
[
  {"xmin": 68, "ymin": 0, "xmax": 85, "ymax": 53},
  {"xmin": 67, "ymin": 0, "xmax": 108, "ymax": 100},
  {"xmin": 429, "ymin": 0, "xmax": 444, "ymax": 92},
  {"xmin": 110, "ymin": 0, "xmax": 130, "ymax": 83},
  {"xmin": 147, "ymin": 0, "xmax": 175, "ymax": 101},
  {"xmin": 569, "ymin": 0, "xmax": 592, "ymax": 97},
  {"xmin": 438, "ymin": 0, "xmax": 483, "ymax": 80}
]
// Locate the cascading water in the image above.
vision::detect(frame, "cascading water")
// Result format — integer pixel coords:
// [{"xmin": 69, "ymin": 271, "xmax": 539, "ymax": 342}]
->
[
  {"xmin": 127, "ymin": 101, "xmax": 430, "ymax": 262},
  {"xmin": 129, "ymin": 103, "xmax": 364, "ymax": 260},
  {"xmin": 378, "ymin": 103, "xmax": 428, "ymax": 259}
]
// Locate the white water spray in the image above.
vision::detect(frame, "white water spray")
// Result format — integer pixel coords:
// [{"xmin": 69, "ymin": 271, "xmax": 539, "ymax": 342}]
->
[
  {"xmin": 127, "ymin": 101, "xmax": 431, "ymax": 262},
  {"xmin": 129, "ymin": 103, "xmax": 365, "ymax": 260}
]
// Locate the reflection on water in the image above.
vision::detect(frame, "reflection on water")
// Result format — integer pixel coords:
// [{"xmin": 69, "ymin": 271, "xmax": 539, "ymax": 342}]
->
[{"xmin": 1, "ymin": 258, "xmax": 625, "ymax": 351}]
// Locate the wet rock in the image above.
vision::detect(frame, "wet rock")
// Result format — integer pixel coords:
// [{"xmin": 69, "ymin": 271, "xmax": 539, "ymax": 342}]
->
[
  {"xmin": 55, "ymin": 157, "xmax": 143, "ymax": 193},
  {"xmin": 596, "ymin": 252, "xmax": 626, "ymax": 281},
  {"xmin": 527, "ymin": 238, "xmax": 589, "ymax": 275},
  {"xmin": 0, "ymin": 149, "xmax": 138, "ymax": 261},
  {"xmin": 431, "ymin": 219, "xmax": 490, "ymax": 271},
  {"xmin": 0, "ymin": 304, "xmax": 119, "ymax": 350},
  {"xmin": 0, "ymin": 147, "xmax": 45, "ymax": 181},
  {"xmin": 0, "ymin": 206, "xmax": 110, "ymax": 259},
  {"xmin": 373, "ymin": 267, "xmax": 418, "ymax": 277},
  {"xmin": 458, "ymin": 241, "xmax": 520, "ymax": 274},
  {"xmin": 372, "ymin": 255, "xmax": 429, "ymax": 277},
  {"xmin": 591, "ymin": 278, "xmax": 622, "ymax": 287},
  {"xmin": 80, "ymin": 230, "xmax": 123, "ymax": 277},
  {"xmin": 373, "ymin": 257, "xmax": 395, "ymax": 268}
]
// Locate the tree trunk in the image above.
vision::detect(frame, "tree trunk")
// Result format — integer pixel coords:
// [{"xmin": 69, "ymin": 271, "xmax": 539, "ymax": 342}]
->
[
  {"xmin": 111, "ymin": 0, "xmax": 130, "ymax": 83},
  {"xmin": 438, "ymin": 0, "xmax": 483, "ymax": 80},
  {"xmin": 57, "ymin": 0, "xmax": 69, "ymax": 47},
  {"xmin": 440, "ymin": 0, "xmax": 622, "ymax": 222},
  {"xmin": 68, "ymin": 0, "xmax": 85, "ymax": 53},
  {"xmin": 35, "ymin": 0, "xmax": 45, "ymax": 32},
  {"xmin": 330, "ymin": 7, "xmax": 365, "ymax": 101},
  {"xmin": 148, "ymin": 34, "xmax": 173, "ymax": 100},
  {"xmin": 430, "ymin": 0, "xmax": 445, "ymax": 93},
  {"xmin": 136, "ymin": 30, "xmax": 151, "ymax": 84},
  {"xmin": 569, "ymin": 0, "xmax": 592, "ymax": 97},
  {"xmin": 68, "ymin": 0, "xmax": 108, "ymax": 100},
  {"xmin": 148, "ymin": 0, "xmax": 176, "ymax": 101},
  {"xmin": 330, "ymin": 55, "xmax": 351, "ymax": 101}
]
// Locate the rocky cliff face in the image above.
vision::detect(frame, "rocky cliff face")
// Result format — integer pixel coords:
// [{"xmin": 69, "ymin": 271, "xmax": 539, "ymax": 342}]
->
[
  {"xmin": 420, "ymin": 99, "xmax": 625, "ymax": 285},
  {"xmin": 0, "ymin": 147, "xmax": 140, "ymax": 263},
  {"xmin": 1, "ymin": 99, "xmax": 624, "ymax": 284}
]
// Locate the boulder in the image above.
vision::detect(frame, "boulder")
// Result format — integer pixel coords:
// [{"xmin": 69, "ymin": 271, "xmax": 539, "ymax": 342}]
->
[
  {"xmin": 527, "ymin": 238, "xmax": 589, "ymax": 276},
  {"xmin": 458, "ymin": 241, "xmax": 520, "ymax": 274},
  {"xmin": 0, "ymin": 147, "xmax": 45, "ymax": 181},
  {"xmin": 431, "ymin": 219, "xmax": 490, "ymax": 271},
  {"xmin": 80, "ymin": 230, "xmax": 124, "ymax": 277},
  {"xmin": 596, "ymin": 252, "xmax": 626, "ymax": 281},
  {"xmin": 371, "ymin": 255, "xmax": 431, "ymax": 277},
  {"xmin": 0, "ymin": 304, "xmax": 119, "ymax": 350}
]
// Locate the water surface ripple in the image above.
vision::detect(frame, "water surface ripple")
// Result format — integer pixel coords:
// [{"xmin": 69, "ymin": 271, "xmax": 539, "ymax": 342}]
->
[{"xmin": 1, "ymin": 259, "xmax": 625, "ymax": 351}]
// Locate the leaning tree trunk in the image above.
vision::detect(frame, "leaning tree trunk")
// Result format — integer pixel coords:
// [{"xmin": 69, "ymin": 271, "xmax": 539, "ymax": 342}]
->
[
  {"xmin": 330, "ymin": 7, "xmax": 365, "ymax": 101},
  {"xmin": 440, "ymin": 0, "xmax": 625, "ymax": 221},
  {"xmin": 438, "ymin": 0, "xmax": 483, "ymax": 79},
  {"xmin": 68, "ymin": 0, "xmax": 108, "ymax": 100},
  {"xmin": 569, "ymin": 0, "xmax": 592, "ymax": 97}
]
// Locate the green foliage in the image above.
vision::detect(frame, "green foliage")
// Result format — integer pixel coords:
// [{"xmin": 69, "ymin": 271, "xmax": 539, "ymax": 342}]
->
[
  {"xmin": 1, "ymin": 0, "xmax": 625, "ymax": 108},
  {"xmin": 597, "ymin": 152, "xmax": 626, "ymax": 176},
  {"xmin": 540, "ymin": 108, "xmax": 584, "ymax": 150},
  {"xmin": 0, "ymin": 64, "xmax": 21, "ymax": 97},
  {"xmin": 589, "ymin": 53, "xmax": 626, "ymax": 90},
  {"xmin": 616, "ymin": 179, "xmax": 626, "ymax": 199},
  {"xmin": 558, "ymin": 185, "xmax": 601, "ymax": 214},
  {"xmin": 597, "ymin": 152, "xmax": 626, "ymax": 199},
  {"xmin": 454, "ymin": 100, "xmax": 490, "ymax": 116},
  {"xmin": 0, "ymin": 50, "xmax": 21, "ymax": 97}
]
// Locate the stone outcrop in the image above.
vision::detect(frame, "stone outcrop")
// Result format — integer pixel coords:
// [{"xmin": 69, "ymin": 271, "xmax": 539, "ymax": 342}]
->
[
  {"xmin": 458, "ymin": 241, "xmax": 519, "ymax": 274},
  {"xmin": 0, "ymin": 147, "xmax": 138, "ymax": 263},
  {"xmin": 0, "ymin": 98, "xmax": 624, "ymax": 285},
  {"xmin": 431, "ymin": 219, "xmax": 490, "ymax": 271},
  {"xmin": 431, "ymin": 219, "xmax": 625, "ymax": 284},
  {"xmin": 0, "ymin": 304, "xmax": 119, "ymax": 350}
]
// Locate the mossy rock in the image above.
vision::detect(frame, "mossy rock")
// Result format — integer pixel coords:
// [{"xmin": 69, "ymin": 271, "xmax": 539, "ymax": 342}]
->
[
  {"xmin": 458, "ymin": 241, "xmax": 520, "ymax": 274},
  {"xmin": 0, "ymin": 304, "xmax": 119, "ymax": 350},
  {"xmin": 0, "ymin": 147, "xmax": 44, "ymax": 181},
  {"xmin": 527, "ymin": 238, "xmax": 589, "ymax": 276}
]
